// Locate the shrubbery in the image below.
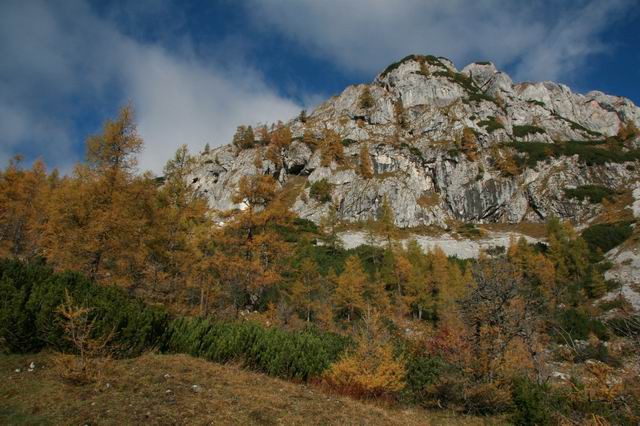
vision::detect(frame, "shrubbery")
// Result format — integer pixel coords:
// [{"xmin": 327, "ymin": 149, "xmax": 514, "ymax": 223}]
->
[
  {"xmin": 0, "ymin": 259, "xmax": 168, "ymax": 356},
  {"xmin": 581, "ymin": 221, "xmax": 633, "ymax": 254},
  {"xmin": 510, "ymin": 141, "xmax": 640, "ymax": 167},
  {"xmin": 478, "ymin": 116, "xmax": 504, "ymax": 133},
  {"xmin": 309, "ymin": 179, "xmax": 333, "ymax": 202},
  {"xmin": 512, "ymin": 125, "xmax": 546, "ymax": 138},
  {"xmin": 163, "ymin": 317, "xmax": 351, "ymax": 381},
  {"xmin": 556, "ymin": 308, "xmax": 608, "ymax": 341},
  {"xmin": 565, "ymin": 185, "xmax": 615, "ymax": 203}
]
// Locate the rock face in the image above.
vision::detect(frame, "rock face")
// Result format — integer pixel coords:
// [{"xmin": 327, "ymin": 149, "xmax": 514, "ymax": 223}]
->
[{"xmin": 189, "ymin": 55, "xmax": 640, "ymax": 228}]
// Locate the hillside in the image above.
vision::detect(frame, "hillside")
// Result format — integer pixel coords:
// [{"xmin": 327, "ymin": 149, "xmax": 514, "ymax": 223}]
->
[{"xmin": 0, "ymin": 352, "xmax": 498, "ymax": 426}]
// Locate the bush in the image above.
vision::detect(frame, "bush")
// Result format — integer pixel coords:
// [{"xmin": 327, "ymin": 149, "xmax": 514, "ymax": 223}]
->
[
  {"xmin": 478, "ymin": 116, "xmax": 504, "ymax": 133},
  {"xmin": 463, "ymin": 382, "xmax": 513, "ymax": 415},
  {"xmin": 564, "ymin": 185, "xmax": 615, "ymax": 203},
  {"xmin": 581, "ymin": 221, "xmax": 633, "ymax": 254},
  {"xmin": 0, "ymin": 259, "xmax": 169, "ymax": 356},
  {"xmin": 309, "ymin": 179, "xmax": 333, "ymax": 203},
  {"xmin": 556, "ymin": 308, "xmax": 608, "ymax": 342},
  {"xmin": 513, "ymin": 125, "xmax": 546, "ymax": 138},
  {"xmin": 163, "ymin": 317, "xmax": 351, "ymax": 381},
  {"xmin": 511, "ymin": 378, "xmax": 558, "ymax": 425},
  {"xmin": 510, "ymin": 140, "xmax": 640, "ymax": 167},
  {"xmin": 404, "ymin": 355, "xmax": 458, "ymax": 404}
]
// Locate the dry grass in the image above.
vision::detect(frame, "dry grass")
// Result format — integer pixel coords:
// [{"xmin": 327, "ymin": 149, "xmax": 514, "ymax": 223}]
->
[
  {"xmin": 479, "ymin": 222, "xmax": 549, "ymax": 239},
  {"xmin": 0, "ymin": 352, "xmax": 502, "ymax": 425}
]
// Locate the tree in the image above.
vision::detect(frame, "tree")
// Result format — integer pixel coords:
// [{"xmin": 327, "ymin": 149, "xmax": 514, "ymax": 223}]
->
[
  {"xmin": 266, "ymin": 122, "xmax": 292, "ymax": 169},
  {"xmin": 546, "ymin": 218, "xmax": 591, "ymax": 305},
  {"xmin": 375, "ymin": 195, "xmax": 396, "ymax": 247},
  {"xmin": 45, "ymin": 105, "xmax": 151, "ymax": 287},
  {"xmin": 0, "ymin": 157, "xmax": 51, "ymax": 259},
  {"xmin": 86, "ymin": 104, "xmax": 142, "ymax": 178},
  {"xmin": 359, "ymin": 143, "xmax": 374, "ymax": 178},
  {"xmin": 319, "ymin": 201, "xmax": 342, "ymax": 252},
  {"xmin": 320, "ymin": 128, "xmax": 344, "ymax": 166},
  {"xmin": 145, "ymin": 145, "xmax": 211, "ymax": 309},
  {"xmin": 232, "ymin": 125, "xmax": 256, "ymax": 149},
  {"xmin": 323, "ymin": 309, "xmax": 405, "ymax": 397},
  {"xmin": 460, "ymin": 258, "xmax": 545, "ymax": 383},
  {"xmin": 359, "ymin": 86, "xmax": 374, "ymax": 109},
  {"xmin": 290, "ymin": 258, "xmax": 323, "ymax": 322},
  {"xmin": 394, "ymin": 98, "xmax": 406, "ymax": 129},
  {"xmin": 334, "ymin": 256, "xmax": 367, "ymax": 322},
  {"xmin": 461, "ymin": 127, "xmax": 479, "ymax": 161}
]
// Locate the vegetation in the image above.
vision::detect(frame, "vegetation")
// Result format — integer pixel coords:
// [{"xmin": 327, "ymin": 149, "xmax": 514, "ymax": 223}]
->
[
  {"xmin": 509, "ymin": 140, "xmax": 640, "ymax": 167},
  {"xmin": 581, "ymin": 221, "xmax": 633, "ymax": 254},
  {"xmin": 309, "ymin": 179, "xmax": 333, "ymax": 202},
  {"xmin": 232, "ymin": 125, "xmax": 256, "ymax": 149},
  {"xmin": 564, "ymin": 185, "xmax": 615, "ymax": 203},
  {"xmin": 359, "ymin": 143, "xmax": 374, "ymax": 178},
  {"xmin": 512, "ymin": 124, "xmax": 546, "ymax": 138},
  {"xmin": 478, "ymin": 116, "xmax": 504, "ymax": 133},
  {"xmin": 164, "ymin": 317, "xmax": 350, "ymax": 381},
  {"xmin": 359, "ymin": 86, "xmax": 374, "ymax": 109},
  {"xmin": 1, "ymin": 105, "xmax": 639, "ymax": 423},
  {"xmin": 0, "ymin": 259, "xmax": 168, "ymax": 356}
]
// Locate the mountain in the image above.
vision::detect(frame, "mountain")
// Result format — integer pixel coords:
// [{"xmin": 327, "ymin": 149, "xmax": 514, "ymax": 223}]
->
[{"xmin": 189, "ymin": 54, "xmax": 640, "ymax": 230}]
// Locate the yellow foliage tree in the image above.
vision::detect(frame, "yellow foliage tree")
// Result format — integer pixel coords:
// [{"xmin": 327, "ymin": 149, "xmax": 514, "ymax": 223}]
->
[
  {"xmin": 359, "ymin": 143, "xmax": 374, "ymax": 178},
  {"xmin": 334, "ymin": 256, "xmax": 367, "ymax": 322},
  {"xmin": 324, "ymin": 309, "xmax": 405, "ymax": 397}
]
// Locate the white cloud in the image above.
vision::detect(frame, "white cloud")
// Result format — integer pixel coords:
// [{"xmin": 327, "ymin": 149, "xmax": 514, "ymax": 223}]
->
[
  {"xmin": 0, "ymin": 0, "xmax": 301, "ymax": 173},
  {"xmin": 246, "ymin": 0, "xmax": 632, "ymax": 83}
]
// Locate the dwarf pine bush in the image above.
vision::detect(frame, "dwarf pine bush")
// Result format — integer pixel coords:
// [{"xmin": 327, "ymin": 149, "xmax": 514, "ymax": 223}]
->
[{"xmin": 163, "ymin": 316, "xmax": 351, "ymax": 381}]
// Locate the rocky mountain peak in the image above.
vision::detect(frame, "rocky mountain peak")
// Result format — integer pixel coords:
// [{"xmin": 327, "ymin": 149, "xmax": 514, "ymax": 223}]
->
[{"xmin": 189, "ymin": 54, "xmax": 640, "ymax": 230}]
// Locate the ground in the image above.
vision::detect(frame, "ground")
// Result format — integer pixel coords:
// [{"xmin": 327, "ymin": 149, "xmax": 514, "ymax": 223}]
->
[{"xmin": 0, "ymin": 352, "xmax": 501, "ymax": 426}]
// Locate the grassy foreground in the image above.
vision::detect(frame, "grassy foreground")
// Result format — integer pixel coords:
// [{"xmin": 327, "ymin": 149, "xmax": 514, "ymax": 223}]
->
[{"xmin": 0, "ymin": 352, "xmax": 502, "ymax": 425}]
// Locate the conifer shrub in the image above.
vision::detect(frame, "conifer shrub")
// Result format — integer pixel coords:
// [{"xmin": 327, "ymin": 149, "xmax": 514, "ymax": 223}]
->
[
  {"xmin": 309, "ymin": 179, "xmax": 333, "ymax": 202},
  {"xmin": 510, "ymin": 140, "xmax": 640, "ymax": 167},
  {"xmin": 0, "ymin": 259, "xmax": 168, "ymax": 356},
  {"xmin": 511, "ymin": 378, "xmax": 559, "ymax": 425},
  {"xmin": 163, "ymin": 317, "xmax": 351, "ymax": 381},
  {"xmin": 404, "ymin": 355, "xmax": 461, "ymax": 404},
  {"xmin": 478, "ymin": 116, "xmax": 504, "ymax": 133},
  {"xmin": 512, "ymin": 125, "xmax": 546, "ymax": 138},
  {"xmin": 564, "ymin": 185, "xmax": 615, "ymax": 203},
  {"xmin": 555, "ymin": 308, "xmax": 608, "ymax": 342},
  {"xmin": 581, "ymin": 221, "xmax": 633, "ymax": 254}
]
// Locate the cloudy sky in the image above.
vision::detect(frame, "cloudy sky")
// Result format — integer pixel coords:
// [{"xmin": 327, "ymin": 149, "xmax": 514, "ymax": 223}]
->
[{"xmin": 1, "ymin": 0, "xmax": 639, "ymax": 173}]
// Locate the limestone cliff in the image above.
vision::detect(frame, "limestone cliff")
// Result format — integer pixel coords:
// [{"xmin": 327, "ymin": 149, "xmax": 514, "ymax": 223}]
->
[{"xmin": 188, "ymin": 55, "xmax": 640, "ymax": 229}]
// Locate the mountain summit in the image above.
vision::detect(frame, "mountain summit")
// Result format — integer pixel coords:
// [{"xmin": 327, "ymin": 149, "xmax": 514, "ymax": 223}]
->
[{"xmin": 189, "ymin": 54, "xmax": 640, "ymax": 228}]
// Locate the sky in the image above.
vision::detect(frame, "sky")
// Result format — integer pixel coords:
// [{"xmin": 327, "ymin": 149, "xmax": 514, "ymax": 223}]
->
[{"xmin": 1, "ymin": 0, "xmax": 639, "ymax": 174}]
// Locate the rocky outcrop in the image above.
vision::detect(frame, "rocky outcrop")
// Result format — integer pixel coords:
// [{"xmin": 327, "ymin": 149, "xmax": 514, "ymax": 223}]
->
[{"xmin": 189, "ymin": 54, "xmax": 640, "ymax": 228}]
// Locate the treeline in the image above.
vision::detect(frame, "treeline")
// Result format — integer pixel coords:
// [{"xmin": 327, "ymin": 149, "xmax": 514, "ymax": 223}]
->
[{"xmin": 1, "ymin": 106, "xmax": 639, "ymax": 423}]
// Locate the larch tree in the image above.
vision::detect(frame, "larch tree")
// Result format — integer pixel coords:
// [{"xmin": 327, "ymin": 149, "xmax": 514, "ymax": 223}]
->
[
  {"xmin": 320, "ymin": 128, "xmax": 344, "ymax": 167},
  {"xmin": 359, "ymin": 86, "xmax": 374, "ymax": 109},
  {"xmin": 290, "ymin": 258, "xmax": 323, "ymax": 322},
  {"xmin": 45, "ymin": 105, "xmax": 150, "ymax": 287},
  {"xmin": 461, "ymin": 127, "xmax": 479, "ymax": 161},
  {"xmin": 334, "ymin": 255, "xmax": 367, "ymax": 322},
  {"xmin": 359, "ymin": 143, "xmax": 374, "ymax": 178}
]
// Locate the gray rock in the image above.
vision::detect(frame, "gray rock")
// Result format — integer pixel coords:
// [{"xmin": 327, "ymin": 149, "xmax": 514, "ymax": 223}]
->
[{"xmin": 187, "ymin": 55, "xmax": 640, "ymax": 229}]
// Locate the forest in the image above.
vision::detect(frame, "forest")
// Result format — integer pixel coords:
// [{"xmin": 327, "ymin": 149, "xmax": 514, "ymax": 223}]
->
[{"xmin": 1, "ymin": 106, "xmax": 639, "ymax": 424}]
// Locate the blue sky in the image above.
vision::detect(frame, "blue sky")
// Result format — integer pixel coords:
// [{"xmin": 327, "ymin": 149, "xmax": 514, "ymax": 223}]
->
[{"xmin": 1, "ymin": 0, "xmax": 639, "ymax": 173}]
